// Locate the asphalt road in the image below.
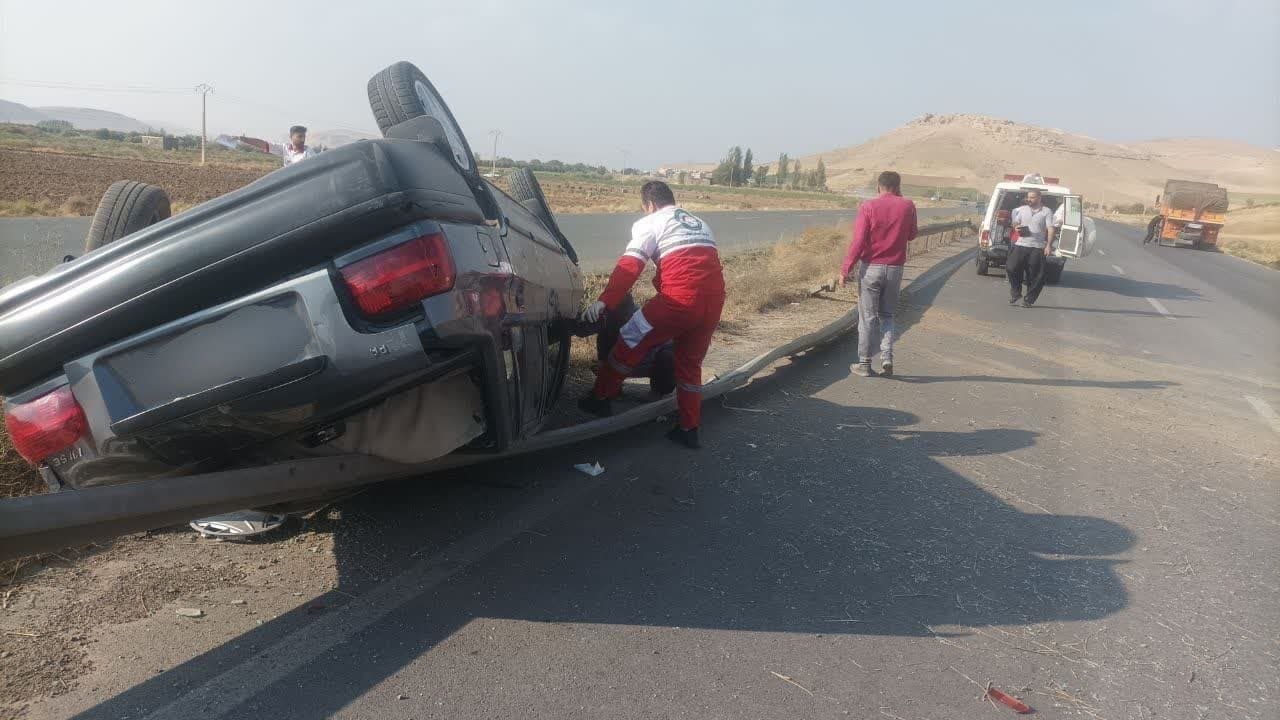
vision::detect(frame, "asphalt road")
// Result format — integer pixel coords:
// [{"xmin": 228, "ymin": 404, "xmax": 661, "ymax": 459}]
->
[
  {"xmin": 0, "ymin": 208, "xmax": 965, "ymax": 286},
  {"xmin": 62, "ymin": 224, "xmax": 1278, "ymax": 719}
]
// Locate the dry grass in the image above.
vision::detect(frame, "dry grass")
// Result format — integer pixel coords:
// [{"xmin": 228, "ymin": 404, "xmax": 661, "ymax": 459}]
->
[
  {"xmin": 1218, "ymin": 205, "xmax": 1280, "ymax": 269},
  {"xmin": 0, "ymin": 425, "xmax": 42, "ymax": 501},
  {"xmin": 721, "ymin": 224, "xmax": 848, "ymax": 320},
  {"xmin": 59, "ymin": 194, "xmax": 94, "ymax": 216},
  {"xmin": 0, "ymin": 198, "xmax": 60, "ymax": 217}
]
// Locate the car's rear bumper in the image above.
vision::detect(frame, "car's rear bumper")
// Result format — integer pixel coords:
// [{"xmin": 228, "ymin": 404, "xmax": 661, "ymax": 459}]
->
[{"xmin": 13, "ymin": 220, "xmax": 516, "ymax": 492}]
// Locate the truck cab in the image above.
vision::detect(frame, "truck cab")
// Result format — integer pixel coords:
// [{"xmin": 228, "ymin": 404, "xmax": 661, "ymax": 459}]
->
[{"xmin": 976, "ymin": 173, "xmax": 1088, "ymax": 284}]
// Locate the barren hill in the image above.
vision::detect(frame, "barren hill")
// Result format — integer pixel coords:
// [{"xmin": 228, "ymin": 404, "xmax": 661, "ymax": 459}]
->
[{"xmin": 797, "ymin": 114, "xmax": 1279, "ymax": 204}]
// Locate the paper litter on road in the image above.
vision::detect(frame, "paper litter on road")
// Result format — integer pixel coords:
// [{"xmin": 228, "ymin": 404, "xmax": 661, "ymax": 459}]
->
[{"xmin": 574, "ymin": 462, "xmax": 605, "ymax": 477}]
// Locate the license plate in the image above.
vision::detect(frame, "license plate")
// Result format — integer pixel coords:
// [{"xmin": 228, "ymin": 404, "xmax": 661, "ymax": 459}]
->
[{"xmin": 100, "ymin": 295, "xmax": 313, "ymax": 416}]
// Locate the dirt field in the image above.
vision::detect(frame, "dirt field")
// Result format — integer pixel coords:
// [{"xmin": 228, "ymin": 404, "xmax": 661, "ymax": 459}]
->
[
  {"xmin": 0, "ymin": 149, "xmax": 272, "ymax": 212},
  {"xmin": 0, "ymin": 148, "xmax": 854, "ymax": 218},
  {"xmin": 494, "ymin": 175, "xmax": 856, "ymax": 214}
]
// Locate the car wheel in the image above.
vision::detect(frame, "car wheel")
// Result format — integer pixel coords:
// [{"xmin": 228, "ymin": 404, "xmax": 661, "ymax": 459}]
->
[
  {"xmin": 509, "ymin": 168, "xmax": 577, "ymax": 263},
  {"xmin": 85, "ymin": 180, "xmax": 171, "ymax": 253},
  {"xmin": 976, "ymin": 256, "xmax": 989, "ymax": 275},
  {"xmin": 367, "ymin": 61, "xmax": 477, "ymax": 175}
]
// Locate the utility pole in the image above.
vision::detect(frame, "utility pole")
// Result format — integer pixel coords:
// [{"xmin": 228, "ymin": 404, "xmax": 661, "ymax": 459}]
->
[
  {"xmin": 488, "ymin": 129, "xmax": 502, "ymax": 177},
  {"xmin": 619, "ymin": 149, "xmax": 630, "ymax": 175},
  {"xmin": 194, "ymin": 83, "xmax": 213, "ymax": 165}
]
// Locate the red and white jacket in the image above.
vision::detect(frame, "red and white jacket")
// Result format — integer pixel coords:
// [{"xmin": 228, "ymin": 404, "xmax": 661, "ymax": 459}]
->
[{"xmin": 599, "ymin": 206, "xmax": 725, "ymax": 308}]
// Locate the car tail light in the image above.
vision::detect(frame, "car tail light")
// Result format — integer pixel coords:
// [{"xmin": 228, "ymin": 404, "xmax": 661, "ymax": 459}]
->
[
  {"xmin": 340, "ymin": 232, "xmax": 456, "ymax": 317},
  {"xmin": 4, "ymin": 386, "xmax": 88, "ymax": 464},
  {"xmin": 980, "ymin": 229, "xmax": 990, "ymax": 246}
]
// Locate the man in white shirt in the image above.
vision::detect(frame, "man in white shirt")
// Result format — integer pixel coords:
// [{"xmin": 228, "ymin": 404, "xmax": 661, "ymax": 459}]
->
[
  {"xmin": 1007, "ymin": 190, "xmax": 1056, "ymax": 307},
  {"xmin": 272, "ymin": 125, "xmax": 317, "ymax": 167}
]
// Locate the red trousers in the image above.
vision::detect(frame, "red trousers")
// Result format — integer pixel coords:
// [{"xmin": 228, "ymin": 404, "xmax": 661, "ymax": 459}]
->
[{"xmin": 593, "ymin": 292, "xmax": 725, "ymax": 429}]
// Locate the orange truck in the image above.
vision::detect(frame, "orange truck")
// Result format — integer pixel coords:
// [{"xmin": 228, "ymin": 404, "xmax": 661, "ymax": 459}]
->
[{"xmin": 1151, "ymin": 179, "xmax": 1228, "ymax": 248}]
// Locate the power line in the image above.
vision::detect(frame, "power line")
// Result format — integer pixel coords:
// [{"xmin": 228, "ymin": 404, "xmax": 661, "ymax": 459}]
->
[{"xmin": 0, "ymin": 78, "xmax": 191, "ymax": 95}]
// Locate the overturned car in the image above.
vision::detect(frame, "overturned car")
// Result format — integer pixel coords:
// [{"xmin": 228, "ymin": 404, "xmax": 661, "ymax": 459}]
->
[{"xmin": 0, "ymin": 62, "xmax": 602, "ymax": 551}]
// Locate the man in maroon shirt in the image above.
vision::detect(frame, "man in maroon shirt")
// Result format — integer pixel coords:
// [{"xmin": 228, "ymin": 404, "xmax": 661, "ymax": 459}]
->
[{"xmin": 839, "ymin": 171, "xmax": 918, "ymax": 377}]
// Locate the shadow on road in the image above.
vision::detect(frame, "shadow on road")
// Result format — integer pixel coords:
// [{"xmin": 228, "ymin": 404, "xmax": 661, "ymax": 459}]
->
[
  {"xmin": 1032, "ymin": 305, "xmax": 1197, "ymax": 319},
  {"xmin": 1056, "ymin": 271, "xmax": 1203, "ymax": 301},
  {"xmin": 892, "ymin": 374, "xmax": 1177, "ymax": 390},
  {"xmin": 72, "ymin": 332, "xmax": 1134, "ymax": 719}
]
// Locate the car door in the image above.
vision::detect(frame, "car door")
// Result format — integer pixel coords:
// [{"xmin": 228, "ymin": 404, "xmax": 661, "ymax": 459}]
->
[{"xmin": 1054, "ymin": 195, "xmax": 1085, "ymax": 258}]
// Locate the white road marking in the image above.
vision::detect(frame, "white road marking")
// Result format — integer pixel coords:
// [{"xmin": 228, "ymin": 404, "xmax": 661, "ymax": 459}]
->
[
  {"xmin": 141, "ymin": 480, "xmax": 597, "ymax": 719},
  {"xmin": 1244, "ymin": 396, "xmax": 1280, "ymax": 435},
  {"xmin": 1112, "ymin": 264, "xmax": 1126, "ymax": 275},
  {"xmin": 1097, "ymin": 249, "xmax": 1106, "ymax": 256},
  {"xmin": 1147, "ymin": 297, "xmax": 1173, "ymax": 318}
]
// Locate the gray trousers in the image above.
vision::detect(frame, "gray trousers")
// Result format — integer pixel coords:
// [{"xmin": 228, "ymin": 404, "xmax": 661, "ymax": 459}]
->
[{"xmin": 857, "ymin": 263, "xmax": 903, "ymax": 363}]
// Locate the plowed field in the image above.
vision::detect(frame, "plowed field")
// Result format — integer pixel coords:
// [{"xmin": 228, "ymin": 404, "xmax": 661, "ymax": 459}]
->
[{"xmin": 0, "ymin": 149, "xmax": 271, "ymax": 208}]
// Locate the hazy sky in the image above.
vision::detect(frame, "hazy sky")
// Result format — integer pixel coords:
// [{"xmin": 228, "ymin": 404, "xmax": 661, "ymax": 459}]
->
[{"xmin": 2, "ymin": 0, "xmax": 1276, "ymax": 168}]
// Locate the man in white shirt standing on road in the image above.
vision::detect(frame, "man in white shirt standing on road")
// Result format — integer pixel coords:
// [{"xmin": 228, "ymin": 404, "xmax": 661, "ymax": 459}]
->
[
  {"xmin": 1007, "ymin": 190, "xmax": 1056, "ymax": 307},
  {"xmin": 273, "ymin": 125, "xmax": 317, "ymax": 167}
]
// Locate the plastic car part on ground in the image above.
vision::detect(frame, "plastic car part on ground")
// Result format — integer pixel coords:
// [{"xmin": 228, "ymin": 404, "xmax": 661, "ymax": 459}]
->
[{"xmin": 190, "ymin": 509, "xmax": 287, "ymax": 538}]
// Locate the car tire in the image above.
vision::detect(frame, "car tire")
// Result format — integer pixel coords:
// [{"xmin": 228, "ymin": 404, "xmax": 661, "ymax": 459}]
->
[
  {"xmin": 976, "ymin": 256, "xmax": 989, "ymax": 275},
  {"xmin": 508, "ymin": 168, "xmax": 577, "ymax": 264},
  {"xmin": 367, "ymin": 61, "xmax": 477, "ymax": 171},
  {"xmin": 84, "ymin": 180, "xmax": 171, "ymax": 253}
]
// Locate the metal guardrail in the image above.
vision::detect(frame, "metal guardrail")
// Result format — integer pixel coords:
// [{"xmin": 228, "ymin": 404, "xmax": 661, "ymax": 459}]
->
[{"xmin": 909, "ymin": 220, "xmax": 976, "ymax": 258}]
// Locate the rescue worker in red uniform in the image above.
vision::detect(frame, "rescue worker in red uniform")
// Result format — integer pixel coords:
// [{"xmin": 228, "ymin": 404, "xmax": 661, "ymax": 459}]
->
[{"xmin": 578, "ymin": 181, "xmax": 725, "ymax": 448}]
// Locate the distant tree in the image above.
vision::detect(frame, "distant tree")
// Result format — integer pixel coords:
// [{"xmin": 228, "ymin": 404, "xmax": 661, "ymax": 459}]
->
[
  {"xmin": 790, "ymin": 160, "xmax": 802, "ymax": 189},
  {"xmin": 1246, "ymin": 197, "xmax": 1255, "ymax": 208},
  {"xmin": 753, "ymin": 164, "xmax": 768, "ymax": 186},
  {"xmin": 36, "ymin": 119, "xmax": 73, "ymax": 133},
  {"xmin": 776, "ymin": 153, "xmax": 789, "ymax": 187},
  {"xmin": 712, "ymin": 145, "xmax": 743, "ymax": 186},
  {"xmin": 740, "ymin": 148, "xmax": 753, "ymax": 187},
  {"xmin": 813, "ymin": 157, "xmax": 827, "ymax": 191},
  {"xmin": 678, "ymin": 171, "xmax": 688, "ymax": 185}
]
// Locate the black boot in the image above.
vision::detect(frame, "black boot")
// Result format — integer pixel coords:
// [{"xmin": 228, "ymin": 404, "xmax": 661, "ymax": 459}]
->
[
  {"xmin": 666, "ymin": 424, "xmax": 700, "ymax": 449},
  {"xmin": 578, "ymin": 393, "xmax": 612, "ymax": 417}
]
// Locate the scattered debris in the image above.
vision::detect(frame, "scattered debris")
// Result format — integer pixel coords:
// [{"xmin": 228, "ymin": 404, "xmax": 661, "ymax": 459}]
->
[
  {"xmin": 175, "ymin": 608, "xmax": 204, "ymax": 618},
  {"xmin": 397, "ymin": 693, "xmax": 408, "ymax": 700},
  {"xmin": 768, "ymin": 669, "xmax": 814, "ymax": 696},
  {"xmin": 986, "ymin": 687, "xmax": 1032, "ymax": 714},
  {"xmin": 574, "ymin": 462, "xmax": 605, "ymax": 477},
  {"xmin": 231, "ymin": 599, "xmax": 247, "ymax": 606}
]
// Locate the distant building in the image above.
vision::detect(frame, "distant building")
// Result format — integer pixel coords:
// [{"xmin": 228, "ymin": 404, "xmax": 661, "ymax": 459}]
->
[{"xmin": 140, "ymin": 135, "xmax": 164, "ymax": 148}]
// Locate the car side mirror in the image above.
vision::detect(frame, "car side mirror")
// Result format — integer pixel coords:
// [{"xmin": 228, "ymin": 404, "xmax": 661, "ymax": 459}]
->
[{"xmin": 384, "ymin": 115, "xmax": 450, "ymax": 147}]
